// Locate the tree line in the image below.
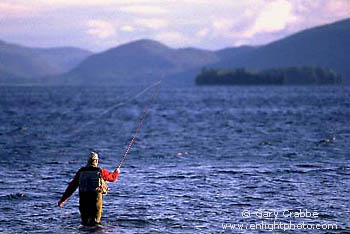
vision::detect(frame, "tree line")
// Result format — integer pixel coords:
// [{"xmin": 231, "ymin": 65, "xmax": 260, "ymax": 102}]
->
[{"xmin": 195, "ymin": 67, "xmax": 342, "ymax": 85}]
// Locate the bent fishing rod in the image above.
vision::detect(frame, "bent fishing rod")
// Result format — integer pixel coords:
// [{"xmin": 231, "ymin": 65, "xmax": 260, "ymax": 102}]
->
[{"xmin": 116, "ymin": 78, "xmax": 162, "ymax": 169}]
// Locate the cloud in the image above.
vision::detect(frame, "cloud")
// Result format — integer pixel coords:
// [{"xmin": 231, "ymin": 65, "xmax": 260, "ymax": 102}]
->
[
  {"xmin": 212, "ymin": 18, "xmax": 240, "ymax": 37},
  {"xmin": 1, "ymin": 0, "xmax": 349, "ymax": 51},
  {"xmin": 120, "ymin": 25, "xmax": 135, "ymax": 32},
  {"xmin": 325, "ymin": 0, "xmax": 349, "ymax": 17},
  {"xmin": 0, "ymin": 2, "xmax": 35, "ymax": 18},
  {"xmin": 85, "ymin": 20, "xmax": 116, "ymax": 39},
  {"xmin": 155, "ymin": 31, "xmax": 191, "ymax": 47},
  {"xmin": 212, "ymin": 18, "xmax": 233, "ymax": 33},
  {"xmin": 18, "ymin": 0, "xmax": 150, "ymax": 7},
  {"xmin": 196, "ymin": 28, "xmax": 210, "ymax": 37},
  {"xmin": 134, "ymin": 18, "xmax": 168, "ymax": 29},
  {"xmin": 241, "ymin": 0, "xmax": 299, "ymax": 38},
  {"xmin": 210, "ymin": 15, "xmax": 254, "ymax": 39},
  {"xmin": 119, "ymin": 5, "xmax": 167, "ymax": 15}
]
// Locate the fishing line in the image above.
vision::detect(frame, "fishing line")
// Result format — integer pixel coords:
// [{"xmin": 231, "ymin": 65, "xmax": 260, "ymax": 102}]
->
[
  {"xmin": 117, "ymin": 77, "xmax": 163, "ymax": 169},
  {"xmin": 69, "ymin": 80, "xmax": 162, "ymax": 136}
]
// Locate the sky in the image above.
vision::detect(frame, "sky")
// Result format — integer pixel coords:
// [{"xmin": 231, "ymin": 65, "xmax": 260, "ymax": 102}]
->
[{"xmin": 0, "ymin": 0, "xmax": 349, "ymax": 52}]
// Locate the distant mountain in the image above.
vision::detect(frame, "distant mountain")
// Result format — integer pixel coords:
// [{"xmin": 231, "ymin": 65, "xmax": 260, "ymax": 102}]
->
[
  {"xmin": 213, "ymin": 18, "xmax": 350, "ymax": 84},
  {"xmin": 1, "ymin": 18, "xmax": 349, "ymax": 86},
  {"xmin": 215, "ymin": 46, "xmax": 256, "ymax": 61},
  {"xmin": 56, "ymin": 39, "xmax": 220, "ymax": 85},
  {"xmin": 30, "ymin": 47, "xmax": 93, "ymax": 73},
  {"xmin": 0, "ymin": 40, "xmax": 92, "ymax": 83},
  {"xmin": 166, "ymin": 46, "xmax": 257, "ymax": 86},
  {"xmin": 56, "ymin": 19, "xmax": 350, "ymax": 86}
]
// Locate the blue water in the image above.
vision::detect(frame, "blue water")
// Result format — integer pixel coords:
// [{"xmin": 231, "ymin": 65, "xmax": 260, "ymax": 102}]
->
[{"xmin": 0, "ymin": 85, "xmax": 349, "ymax": 233}]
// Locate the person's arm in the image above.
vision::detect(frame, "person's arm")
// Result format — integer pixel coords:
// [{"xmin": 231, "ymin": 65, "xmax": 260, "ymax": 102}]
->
[
  {"xmin": 58, "ymin": 170, "xmax": 80, "ymax": 207},
  {"xmin": 101, "ymin": 167, "xmax": 120, "ymax": 182}
]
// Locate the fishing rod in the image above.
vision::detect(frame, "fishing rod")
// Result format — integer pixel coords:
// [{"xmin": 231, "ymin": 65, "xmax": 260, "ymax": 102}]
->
[
  {"xmin": 70, "ymin": 80, "xmax": 163, "ymax": 136},
  {"xmin": 117, "ymin": 78, "xmax": 163, "ymax": 169}
]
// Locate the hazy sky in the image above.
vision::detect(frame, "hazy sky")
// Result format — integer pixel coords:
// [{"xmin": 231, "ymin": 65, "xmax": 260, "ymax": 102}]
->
[{"xmin": 0, "ymin": 0, "xmax": 349, "ymax": 52}]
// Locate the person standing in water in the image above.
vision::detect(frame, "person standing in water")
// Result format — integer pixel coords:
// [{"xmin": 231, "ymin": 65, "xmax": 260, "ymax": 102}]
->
[{"xmin": 58, "ymin": 151, "xmax": 120, "ymax": 225}]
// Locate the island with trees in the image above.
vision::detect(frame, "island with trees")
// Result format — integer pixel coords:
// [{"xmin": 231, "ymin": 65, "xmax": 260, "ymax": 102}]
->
[{"xmin": 195, "ymin": 67, "xmax": 342, "ymax": 85}]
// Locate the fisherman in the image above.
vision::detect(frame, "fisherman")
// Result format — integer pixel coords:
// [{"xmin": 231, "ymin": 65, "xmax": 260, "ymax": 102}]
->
[{"xmin": 58, "ymin": 151, "xmax": 120, "ymax": 225}]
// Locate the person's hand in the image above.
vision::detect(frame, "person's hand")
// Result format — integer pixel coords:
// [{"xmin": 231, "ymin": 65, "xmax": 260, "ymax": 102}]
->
[
  {"xmin": 58, "ymin": 200, "xmax": 64, "ymax": 208},
  {"xmin": 116, "ymin": 167, "xmax": 120, "ymax": 174}
]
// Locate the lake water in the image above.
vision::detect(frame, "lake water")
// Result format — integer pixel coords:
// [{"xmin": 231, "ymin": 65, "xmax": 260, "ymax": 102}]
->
[{"xmin": 0, "ymin": 85, "xmax": 349, "ymax": 233}]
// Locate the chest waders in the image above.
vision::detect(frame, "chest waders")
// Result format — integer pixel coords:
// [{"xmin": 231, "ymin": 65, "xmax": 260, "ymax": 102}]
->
[{"xmin": 78, "ymin": 167, "xmax": 107, "ymax": 225}]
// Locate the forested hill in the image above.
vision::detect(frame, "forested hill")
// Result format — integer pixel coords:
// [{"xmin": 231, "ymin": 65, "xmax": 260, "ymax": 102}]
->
[
  {"xmin": 0, "ymin": 40, "xmax": 92, "ymax": 84},
  {"xmin": 55, "ymin": 39, "xmax": 220, "ymax": 86},
  {"xmin": 213, "ymin": 19, "xmax": 350, "ymax": 84}
]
